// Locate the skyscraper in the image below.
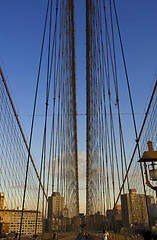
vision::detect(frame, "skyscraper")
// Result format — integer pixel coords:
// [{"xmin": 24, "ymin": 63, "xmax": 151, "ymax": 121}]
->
[
  {"xmin": 48, "ymin": 192, "xmax": 64, "ymax": 219},
  {"xmin": 47, "ymin": 192, "xmax": 64, "ymax": 231}
]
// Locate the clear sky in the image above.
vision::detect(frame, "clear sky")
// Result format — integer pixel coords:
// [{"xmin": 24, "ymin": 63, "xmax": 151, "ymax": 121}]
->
[{"xmin": 0, "ymin": 0, "xmax": 157, "ymax": 213}]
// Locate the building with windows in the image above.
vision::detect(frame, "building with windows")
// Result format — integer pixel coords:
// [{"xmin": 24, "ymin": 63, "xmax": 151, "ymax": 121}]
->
[
  {"xmin": 0, "ymin": 192, "xmax": 5, "ymax": 209},
  {"xmin": 147, "ymin": 195, "xmax": 155, "ymax": 204},
  {"xmin": 48, "ymin": 192, "xmax": 64, "ymax": 219},
  {"xmin": 121, "ymin": 189, "xmax": 149, "ymax": 228},
  {"xmin": 0, "ymin": 209, "xmax": 42, "ymax": 236},
  {"xmin": 146, "ymin": 195, "xmax": 157, "ymax": 227},
  {"xmin": 47, "ymin": 192, "xmax": 64, "ymax": 231},
  {"xmin": 106, "ymin": 204, "xmax": 122, "ymax": 221}
]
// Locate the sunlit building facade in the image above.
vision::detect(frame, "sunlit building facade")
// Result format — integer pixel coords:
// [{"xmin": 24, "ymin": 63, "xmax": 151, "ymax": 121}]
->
[
  {"xmin": 121, "ymin": 189, "xmax": 149, "ymax": 228},
  {"xmin": 47, "ymin": 192, "xmax": 64, "ymax": 231},
  {"xmin": 48, "ymin": 192, "xmax": 64, "ymax": 219},
  {"xmin": 0, "ymin": 209, "xmax": 42, "ymax": 236},
  {"xmin": 147, "ymin": 195, "xmax": 157, "ymax": 227},
  {"xmin": 0, "ymin": 192, "xmax": 5, "ymax": 209}
]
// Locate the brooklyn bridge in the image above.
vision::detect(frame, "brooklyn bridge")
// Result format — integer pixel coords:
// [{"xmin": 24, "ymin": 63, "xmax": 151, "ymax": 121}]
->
[{"xmin": 0, "ymin": 0, "xmax": 157, "ymax": 239}]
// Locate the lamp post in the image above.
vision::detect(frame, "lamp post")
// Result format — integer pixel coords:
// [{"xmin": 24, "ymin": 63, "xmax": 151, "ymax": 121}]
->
[{"xmin": 138, "ymin": 141, "xmax": 157, "ymax": 196}]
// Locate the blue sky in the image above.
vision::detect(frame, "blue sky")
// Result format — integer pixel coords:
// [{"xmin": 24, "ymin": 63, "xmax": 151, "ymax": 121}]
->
[{"xmin": 0, "ymin": 0, "xmax": 157, "ymax": 213}]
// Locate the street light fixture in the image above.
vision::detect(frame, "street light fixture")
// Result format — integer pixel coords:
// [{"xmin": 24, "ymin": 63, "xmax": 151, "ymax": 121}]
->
[{"xmin": 138, "ymin": 141, "xmax": 157, "ymax": 195}]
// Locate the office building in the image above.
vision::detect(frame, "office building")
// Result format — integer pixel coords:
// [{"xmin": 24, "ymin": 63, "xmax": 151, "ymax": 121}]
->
[
  {"xmin": 121, "ymin": 189, "xmax": 149, "ymax": 228},
  {"xmin": 147, "ymin": 195, "xmax": 155, "ymax": 204},
  {"xmin": 48, "ymin": 192, "xmax": 64, "ymax": 219},
  {"xmin": 47, "ymin": 192, "xmax": 64, "ymax": 231},
  {"xmin": 106, "ymin": 204, "xmax": 122, "ymax": 221},
  {"xmin": 0, "ymin": 209, "xmax": 42, "ymax": 236},
  {"xmin": 0, "ymin": 192, "xmax": 5, "ymax": 209},
  {"xmin": 147, "ymin": 195, "xmax": 157, "ymax": 227}
]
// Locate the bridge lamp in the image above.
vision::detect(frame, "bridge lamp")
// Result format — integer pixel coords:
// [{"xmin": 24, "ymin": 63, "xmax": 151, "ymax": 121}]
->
[{"xmin": 138, "ymin": 141, "xmax": 157, "ymax": 194}]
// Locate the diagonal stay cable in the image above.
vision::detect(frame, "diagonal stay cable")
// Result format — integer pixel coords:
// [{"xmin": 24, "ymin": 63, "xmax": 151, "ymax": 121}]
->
[{"xmin": 113, "ymin": 80, "xmax": 157, "ymax": 211}]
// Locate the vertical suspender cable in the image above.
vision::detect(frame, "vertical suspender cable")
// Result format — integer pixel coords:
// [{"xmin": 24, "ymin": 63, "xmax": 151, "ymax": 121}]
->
[
  {"xmin": 112, "ymin": 0, "xmax": 151, "ymax": 228},
  {"xmin": 113, "ymin": 80, "xmax": 157, "ymax": 209},
  {"xmin": 0, "ymin": 67, "xmax": 47, "ymax": 199},
  {"xmin": 35, "ymin": 0, "xmax": 54, "ymax": 234},
  {"xmin": 71, "ymin": 0, "xmax": 80, "ymax": 216},
  {"xmin": 19, "ymin": 1, "xmax": 50, "ymax": 238},
  {"xmin": 86, "ymin": 0, "xmax": 90, "ymax": 223}
]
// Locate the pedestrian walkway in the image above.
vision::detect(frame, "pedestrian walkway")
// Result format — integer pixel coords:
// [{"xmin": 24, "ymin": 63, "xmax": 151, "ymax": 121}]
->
[{"xmin": 75, "ymin": 233, "xmax": 94, "ymax": 240}]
